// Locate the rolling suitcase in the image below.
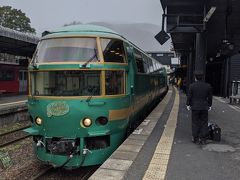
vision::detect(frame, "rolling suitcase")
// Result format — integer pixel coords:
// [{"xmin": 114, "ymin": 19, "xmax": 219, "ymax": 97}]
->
[{"xmin": 208, "ymin": 123, "xmax": 221, "ymax": 141}]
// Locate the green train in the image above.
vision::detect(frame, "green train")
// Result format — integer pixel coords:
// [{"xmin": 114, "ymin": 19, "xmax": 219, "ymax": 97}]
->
[{"xmin": 25, "ymin": 25, "xmax": 168, "ymax": 168}]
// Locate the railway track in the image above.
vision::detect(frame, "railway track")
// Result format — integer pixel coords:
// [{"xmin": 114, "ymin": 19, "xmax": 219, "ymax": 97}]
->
[
  {"xmin": 0, "ymin": 125, "xmax": 32, "ymax": 148},
  {"xmin": 31, "ymin": 166, "xmax": 54, "ymax": 180},
  {"xmin": 31, "ymin": 165, "xmax": 99, "ymax": 180},
  {"xmin": 0, "ymin": 125, "xmax": 30, "ymax": 137}
]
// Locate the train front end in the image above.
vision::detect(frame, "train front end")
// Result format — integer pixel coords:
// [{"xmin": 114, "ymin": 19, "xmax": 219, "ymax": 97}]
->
[{"xmin": 25, "ymin": 26, "xmax": 130, "ymax": 168}]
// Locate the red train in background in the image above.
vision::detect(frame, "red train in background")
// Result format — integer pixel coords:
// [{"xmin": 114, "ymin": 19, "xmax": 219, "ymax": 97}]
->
[{"xmin": 0, "ymin": 62, "xmax": 28, "ymax": 95}]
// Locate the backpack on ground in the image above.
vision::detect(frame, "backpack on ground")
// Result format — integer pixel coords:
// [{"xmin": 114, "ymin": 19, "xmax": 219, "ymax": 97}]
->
[{"xmin": 208, "ymin": 123, "xmax": 221, "ymax": 141}]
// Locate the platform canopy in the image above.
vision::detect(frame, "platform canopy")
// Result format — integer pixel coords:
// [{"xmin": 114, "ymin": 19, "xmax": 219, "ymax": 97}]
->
[
  {"xmin": 0, "ymin": 25, "xmax": 39, "ymax": 57},
  {"xmin": 161, "ymin": 0, "xmax": 240, "ymax": 59}
]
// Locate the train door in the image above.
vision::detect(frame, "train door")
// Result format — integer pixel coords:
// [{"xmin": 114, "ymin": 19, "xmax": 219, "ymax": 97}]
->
[{"xmin": 19, "ymin": 70, "xmax": 28, "ymax": 94}]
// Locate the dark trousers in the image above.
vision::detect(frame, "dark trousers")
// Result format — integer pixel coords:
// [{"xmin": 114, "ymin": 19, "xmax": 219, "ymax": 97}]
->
[{"xmin": 191, "ymin": 110, "xmax": 208, "ymax": 140}]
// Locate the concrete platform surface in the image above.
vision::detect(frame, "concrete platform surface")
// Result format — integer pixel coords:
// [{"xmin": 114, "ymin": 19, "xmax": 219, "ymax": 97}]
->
[
  {"xmin": 89, "ymin": 87, "xmax": 240, "ymax": 180},
  {"xmin": 0, "ymin": 95, "xmax": 27, "ymax": 114},
  {"xmin": 0, "ymin": 95, "xmax": 27, "ymax": 105},
  {"xmin": 166, "ymin": 92, "xmax": 240, "ymax": 180}
]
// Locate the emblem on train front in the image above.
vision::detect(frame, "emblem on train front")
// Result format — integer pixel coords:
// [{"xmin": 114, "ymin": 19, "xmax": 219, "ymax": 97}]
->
[{"xmin": 47, "ymin": 101, "xmax": 69, "ymax": 117}]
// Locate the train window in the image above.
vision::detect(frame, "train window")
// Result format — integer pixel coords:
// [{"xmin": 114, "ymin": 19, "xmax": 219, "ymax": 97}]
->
[
  {"xmin": 134, "ymin": 49, "xmax": 145, "ymax": 73},
  {"xmin": 148, "ymin": 58, "xmax": 154, "ymax": 73},
  {"xmin": 105, "ymin": 71, "xmax": 124, "ymax": 95},
  {"xmin": 152, "ymin": 60, "xmax": 158, "ymax": 72},
  {"xmin": 0, "ymin": 70, "xmax": 14, "ymax": 81},
  {"xmin": 30, "ymin": 70, "xmax": 101, "ymax": 96},
  {"xmin": 35, "ymin": 38, "xmax": 99, "ymax": 63},
  {"xmin": 100, "ymin": 39, "xmax": 126, "ymax": 63},
  {"xmin": 142, "ymin": 55, "xmax": 149, "ymax": 73}
]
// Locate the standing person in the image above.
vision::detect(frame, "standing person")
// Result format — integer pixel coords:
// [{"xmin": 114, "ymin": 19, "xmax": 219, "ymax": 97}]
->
[
  {"xmin": 186, "ymin": 71, "xmax": 212, "ymax": 145},
  {"xmin": 177, "ymin": 77, "xmax": 182, "ymax": 90}
]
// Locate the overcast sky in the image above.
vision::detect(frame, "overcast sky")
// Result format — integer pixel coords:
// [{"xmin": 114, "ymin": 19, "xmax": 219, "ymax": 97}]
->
[{"xmin": 0, "ymin": 0, "xmax": 164, "ymax": 35}]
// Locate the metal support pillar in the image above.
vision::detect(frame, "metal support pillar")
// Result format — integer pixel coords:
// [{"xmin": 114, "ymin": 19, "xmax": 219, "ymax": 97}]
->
[
  {"xmin": 195, "ymin": 33, "xmax": 207, "ymax": 78},
  {"xmin": 190, "ymin": 51, "xmax": 194, "ymax": 84},
  {"xmin": 223, "ymin": 57, "xmax": 230, "ymax": 97},
  {"xmin": 186, "ymin": 51, "xmax": 193, "ymax": 93}
]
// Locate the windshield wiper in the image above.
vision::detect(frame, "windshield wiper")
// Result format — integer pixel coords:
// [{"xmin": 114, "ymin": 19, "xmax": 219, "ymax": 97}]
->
[
  {"xmin": 86, "ymin": 87, "xmax": 98, "ymax": 103},
  {"xmin": 81, "ymin": 49, "xmax": 98, "ymax": 68}
]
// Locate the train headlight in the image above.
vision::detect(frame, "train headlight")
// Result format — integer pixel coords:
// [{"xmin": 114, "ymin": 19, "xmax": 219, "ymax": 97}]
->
[
  {"xmin": 82, "ymin": 118, "xmax": 92, "ymax": 127},
  {"xmin": 35, "ymin": 117, "xmax": 43, "ymax": 126}
]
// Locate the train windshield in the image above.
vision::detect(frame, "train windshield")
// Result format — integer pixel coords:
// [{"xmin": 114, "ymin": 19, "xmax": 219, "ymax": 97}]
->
[
  {"xmin": 30, "ymin": 70, "xmax": 101, "ymax": 96},
  {"xmin": 100, "ymin": 38, "xmax": 126, "ymax": 63},
  {"xmin": 34, "ymin": 38, "xmax": 99, "ymax": 63}
]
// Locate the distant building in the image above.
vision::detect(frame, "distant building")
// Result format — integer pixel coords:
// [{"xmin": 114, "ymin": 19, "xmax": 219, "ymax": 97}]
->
[
  {"xmin": 0, "ymin": 25, "xmax": 38, "ymax": 95},
  {"xmin": 147, "ymin": 51, "xmax": 174, "ymax": 65},
  {"xmin": 147, "ymin": 51, "xmax": 179, "ymax": 74}
]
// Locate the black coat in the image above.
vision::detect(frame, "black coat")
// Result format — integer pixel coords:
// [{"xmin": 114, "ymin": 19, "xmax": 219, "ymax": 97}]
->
[{"xmin": 186, "ymin": 81, "xmax": 212, "ymax": 110}]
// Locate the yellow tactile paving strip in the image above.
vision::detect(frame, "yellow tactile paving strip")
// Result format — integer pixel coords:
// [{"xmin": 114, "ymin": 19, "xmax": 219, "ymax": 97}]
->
[{"xmin": 143, "ymin": 89, "xmax": 179, "ymax": 180}]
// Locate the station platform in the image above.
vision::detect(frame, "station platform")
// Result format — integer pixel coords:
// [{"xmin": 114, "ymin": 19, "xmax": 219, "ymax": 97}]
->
[
  {"xmin": 90, "ymin": 87, "xmax": 240, "ymax": 180},
  {"xmin": 0, "ymin": 95, "xmax": 27, "ymax": 106},
  {"xmin": 0, "ymin": 95, "xmax": 27, "ymax": 113},
  {"xmin": 0, "ymin": 95, "xmax": 28, "ymax": 126}
]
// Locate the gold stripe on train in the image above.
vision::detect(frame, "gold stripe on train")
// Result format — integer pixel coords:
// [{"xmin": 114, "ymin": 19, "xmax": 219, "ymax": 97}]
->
[{"xmin": 109, "ymin": 107, "xmax": 130, "ymax": 121}]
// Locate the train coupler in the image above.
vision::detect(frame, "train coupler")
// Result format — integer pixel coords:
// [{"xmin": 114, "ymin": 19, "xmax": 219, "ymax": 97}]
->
[{"xmin": 46, "ymin": 138, "xmax": 80, "ymax": 155}]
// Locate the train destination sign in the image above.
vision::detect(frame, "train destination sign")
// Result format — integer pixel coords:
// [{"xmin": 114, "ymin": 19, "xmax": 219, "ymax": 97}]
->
[{"xmin": 47, "ymin": 101, "xmax": 69, "ymax": 117}]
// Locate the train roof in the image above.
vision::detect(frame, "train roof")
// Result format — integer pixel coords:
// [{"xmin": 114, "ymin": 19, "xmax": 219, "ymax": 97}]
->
[
  {"xmin": 40, "ymin": 24, "xmax": 164, "ymax": 66},
  {"xmin": 43, "ymin": 24, "xmax": 125, "ymax": 40}
]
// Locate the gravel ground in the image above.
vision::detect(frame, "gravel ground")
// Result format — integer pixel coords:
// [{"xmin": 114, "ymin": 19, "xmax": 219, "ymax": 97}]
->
[
  {"xmin": 0, "ymin": 130, "xmax": 29, "ymax": 146},
  {"xmin": 40, "ymin": 165, "xmax": 100, "ymax": 180},
  {"xmin": 0, "ymin": 121, "xmax": 30, "ymax": 135},
  {"xmin": 0, "ymin": 137, "xmax": 48, "ymax": 180}
]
